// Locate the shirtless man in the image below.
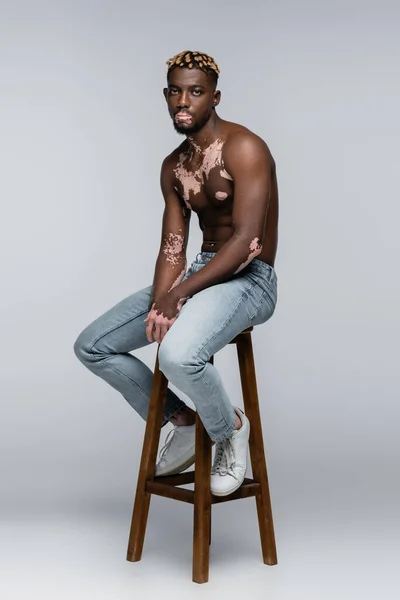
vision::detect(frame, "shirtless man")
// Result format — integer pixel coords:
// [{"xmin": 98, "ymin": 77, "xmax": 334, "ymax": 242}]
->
[{"xmin": 74, "ymin": 50, "xmax": 279, "ymax": 497}]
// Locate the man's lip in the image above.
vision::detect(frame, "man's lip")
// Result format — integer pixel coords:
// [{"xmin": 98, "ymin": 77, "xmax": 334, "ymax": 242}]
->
[{"xmin": 175, "ymin": 112, "xmax": 193, "ymax": 124}]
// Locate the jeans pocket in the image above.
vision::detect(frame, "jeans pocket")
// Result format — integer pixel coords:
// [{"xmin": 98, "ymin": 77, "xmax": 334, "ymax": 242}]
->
[{"xmin": 251, "ymin": 289, "xmax": 277, "ymax": 326}]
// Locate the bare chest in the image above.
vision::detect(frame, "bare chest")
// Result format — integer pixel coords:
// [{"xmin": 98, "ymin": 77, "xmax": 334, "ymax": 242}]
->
[{"xmin": 173, "ymin": 138, "xmax": 234, "ymax": 212}]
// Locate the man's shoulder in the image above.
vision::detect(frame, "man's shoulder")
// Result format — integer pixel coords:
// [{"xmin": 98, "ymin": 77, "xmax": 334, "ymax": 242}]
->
[
  {"xmin": 161, "ymin": 141, "xmax": 187, "ymax": 171},
  {"xmin": 222, "ymin": 121, "xmax": 275, "ymax": 169}
]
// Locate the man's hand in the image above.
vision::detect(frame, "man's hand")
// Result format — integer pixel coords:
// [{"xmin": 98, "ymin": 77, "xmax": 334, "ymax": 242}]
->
[{"xmin": 144, "ymin": 290, "xmax": 188, "ymax": 343}]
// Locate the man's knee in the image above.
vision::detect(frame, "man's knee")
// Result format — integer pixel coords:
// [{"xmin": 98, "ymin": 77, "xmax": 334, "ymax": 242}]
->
[
  {"xmin": 157, "ymin": 339, "xmax": 178, "ymax": 378},
  {"xmin": 73, "ymin": 327, "xmax": 94, "ymax": 365},
  {"xmin": 158, "ymin": 337, "xmax": 201, "ymax": 380}
]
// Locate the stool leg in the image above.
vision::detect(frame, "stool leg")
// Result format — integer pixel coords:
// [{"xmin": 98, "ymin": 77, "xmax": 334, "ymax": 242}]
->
[
  {"xmin": 207, "ymin": 356, "xmax": 214, "ymax": 548},
  {"xmin": 236, "ymin": 334, "xmax": 278, "ymax": 566},
  {"xmin": 209, "ymin": 509, "xmax": 212, "ymax": 546},
  {"xmin": 126, "ymin": 351, "xmax": 167, "ymax": 562},
  {"xmin": 192, "ymin": 412, "xmax": 212, "ymax": 583}
]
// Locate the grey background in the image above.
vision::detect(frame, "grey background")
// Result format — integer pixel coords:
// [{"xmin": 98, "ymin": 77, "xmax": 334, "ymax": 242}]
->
[{"xmin": 1, "ymin": 0, "xmax": 399, "ymax": 598}]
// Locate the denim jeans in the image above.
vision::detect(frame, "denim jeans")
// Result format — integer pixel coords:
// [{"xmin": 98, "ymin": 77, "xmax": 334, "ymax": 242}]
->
[{"xmin": 74, "ymin": 252, "xmax": 278, "ymax": 442}]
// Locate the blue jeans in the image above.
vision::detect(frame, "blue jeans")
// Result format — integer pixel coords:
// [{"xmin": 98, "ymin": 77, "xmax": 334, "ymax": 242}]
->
[{"xmin": 73, "ymin": 252, "xmax": 278, "ymax": 442}]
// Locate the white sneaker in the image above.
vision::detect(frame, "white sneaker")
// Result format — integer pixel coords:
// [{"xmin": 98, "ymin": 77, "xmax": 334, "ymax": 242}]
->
[
  {"xmin": 155, "ymin": 424, "xmax": 196, "ymax": 477},
  {"xmin": 210, "ymin": 407, "xmax": 250, "ymax": 496}
]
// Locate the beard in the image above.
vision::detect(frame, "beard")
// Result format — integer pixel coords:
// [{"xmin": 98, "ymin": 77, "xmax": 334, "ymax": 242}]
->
[{"xmin": 172, "ymin": 120, "xmax": 203, "ymax": 136}]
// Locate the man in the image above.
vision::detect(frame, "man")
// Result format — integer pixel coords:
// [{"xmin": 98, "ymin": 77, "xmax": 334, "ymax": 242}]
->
[{"xmin": 74, "ymin": 50, "xmax": 278, "ymax": 497}]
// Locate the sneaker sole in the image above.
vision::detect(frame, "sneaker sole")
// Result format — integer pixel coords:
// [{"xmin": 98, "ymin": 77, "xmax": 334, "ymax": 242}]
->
[
  {"xmin": 155, "ymin": 449, "xmax": 196, "ymax": 477},
  {"xmin": 210, "ymin": 470, "xmax": 247, "ymax": 496}
]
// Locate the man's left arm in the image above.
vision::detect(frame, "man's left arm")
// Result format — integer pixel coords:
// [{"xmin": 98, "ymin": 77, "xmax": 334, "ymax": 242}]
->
[
  {"xmin": 171, "ymin": 134, "xmax": 273, "ymax": 300},
  {"xmin": 148, "ymin": 134, "xmax": 273, "ymax": 332}
]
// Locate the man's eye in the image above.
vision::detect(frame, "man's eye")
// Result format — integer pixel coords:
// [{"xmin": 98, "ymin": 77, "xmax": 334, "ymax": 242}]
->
[
  {"xmin": 192, "ymin": 90, "xmax": 202, "ymax": 96},
  {"xmin": 168, "ymin": 89, "xmax": 178, "ymax": 95}
]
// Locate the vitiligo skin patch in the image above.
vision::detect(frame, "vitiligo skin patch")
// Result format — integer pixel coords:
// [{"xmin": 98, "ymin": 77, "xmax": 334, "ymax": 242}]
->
[
  {"xmin": 234, "ymin": 238, "xmax": 263, "ymax": 274},
  {"xmin": 215, "ymin": 191, "xmax": 228, "ymax": 201},
  {"xmin": 162, "ymin": 232, "xmax": 185, "ymax": 266},
  {"xmin": 173, "ymin": 138, "xmax": 231, "ymax": 207},
  {"xmin": 220, "ymin": 168, "xmax": 233, "ymax": 181},
  {"xmin": 168, "ymin": 267, "xmax": 186, "ymax": 291}
]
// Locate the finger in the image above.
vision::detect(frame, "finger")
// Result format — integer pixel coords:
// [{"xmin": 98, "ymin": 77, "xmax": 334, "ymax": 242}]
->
[
  {"xmin": 144, "ymin": 309, "xmax": 156, "ymax": 324},
  {"xmin": 153, "ymin": 321, "xmax": 162, "ymax": 344},
  {"xmin": 159, "ymin": 323, "xmax": 169, "ymax": 343},
  {"xmin": 145, "ymin": 320, "xmax": 154, "ymax": 343}
]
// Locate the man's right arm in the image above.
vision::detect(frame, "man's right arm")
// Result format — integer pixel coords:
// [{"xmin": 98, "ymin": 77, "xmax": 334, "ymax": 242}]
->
[{"xmin": 149, "ymin": 155, "xmax": 191, "ymax": 310}]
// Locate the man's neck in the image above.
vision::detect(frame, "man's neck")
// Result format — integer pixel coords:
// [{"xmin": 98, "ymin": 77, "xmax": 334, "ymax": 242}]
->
[{"xmin": 186, "ymin": 112, "xmax": 221, "ymax": 153}]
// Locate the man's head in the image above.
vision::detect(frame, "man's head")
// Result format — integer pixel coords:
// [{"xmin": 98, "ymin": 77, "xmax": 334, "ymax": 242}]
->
[{"xmin": 164, "ymin": 50, "xmax": 221, "ymax": 135}]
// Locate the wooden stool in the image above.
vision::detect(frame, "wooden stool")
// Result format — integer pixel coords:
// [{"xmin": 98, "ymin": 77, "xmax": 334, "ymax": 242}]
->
[{"xmin": 126, "ymin": 327, "xmax": 277, "ymax": 583}]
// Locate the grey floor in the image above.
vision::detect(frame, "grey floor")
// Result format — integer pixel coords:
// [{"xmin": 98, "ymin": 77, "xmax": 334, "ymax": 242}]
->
[{"xmin": 2, "ymin": 482, "xmax": 398, "ymax": 600}]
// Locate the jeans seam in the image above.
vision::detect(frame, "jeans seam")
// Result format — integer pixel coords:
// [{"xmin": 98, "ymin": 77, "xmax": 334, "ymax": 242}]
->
[
  {"xmin": 102, "ymin": 356, "xmax": 153, "ymax": 401},
  {"xmin": 194, "ymin": 287, "xmax": 250, "ymax": 358},
  {"xmin": 251, "ymin": 289, "xmax": 271, "ymax": 323},
  {"xmin": 88, "ymin": 309, "xmax": 149, "ymax": 354},
  {"xmin": 102, "ymin": 357, "xmax": 185, "ymax": 418},
  {"xmin": 198, "ymin": 367, "xmax": 235, "ymax": 434},
  {"xmin": 249, "ymin": 287, "xmax": 264, "ymax": 321}
]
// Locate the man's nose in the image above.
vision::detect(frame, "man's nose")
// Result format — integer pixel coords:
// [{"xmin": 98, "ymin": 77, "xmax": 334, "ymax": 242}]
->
[{"xmin": 177, "ymin": 92, "xmax": 190, "ymax": 108}]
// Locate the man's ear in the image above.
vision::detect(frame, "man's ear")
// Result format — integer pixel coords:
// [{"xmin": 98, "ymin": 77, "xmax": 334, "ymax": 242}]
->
[
  {"xmin": 163, "ymin": 88, "xmax": 168, "ymax": 102},
  {"xmin": 213, "ymin": 90, "xmax": 221, "ymax": 108}
]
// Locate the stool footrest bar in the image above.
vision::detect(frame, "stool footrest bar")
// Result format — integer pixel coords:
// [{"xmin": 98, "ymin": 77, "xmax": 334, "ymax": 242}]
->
[
  {"xmin": 146, "ymin": 481, "xmax": 195, "ymax": 503},
  {"xmin": 145, "ymin": 477, "xmax": 260, "ymax": 505},
  {"xmin": 153, "ymin": 471, "xmax": 195, "ymax": 486}
]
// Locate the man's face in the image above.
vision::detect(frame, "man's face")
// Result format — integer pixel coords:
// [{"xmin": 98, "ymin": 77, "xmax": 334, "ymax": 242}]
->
[{"xmin": 163, "ymin": 67, "xmax": 220, "ymax": 135}]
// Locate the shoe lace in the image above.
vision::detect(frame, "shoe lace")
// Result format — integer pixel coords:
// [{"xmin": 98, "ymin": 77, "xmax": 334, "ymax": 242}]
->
[
  {"xmin": 158, "ymin": 427, "xmax": 177, "ymax": 462},
  {"xmin": 211, "ymin": 438, "xmax": 237, "ymax": 479}
]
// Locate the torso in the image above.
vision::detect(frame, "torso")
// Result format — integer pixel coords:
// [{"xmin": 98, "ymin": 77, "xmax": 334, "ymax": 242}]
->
[{"xmin": 171, "ymin": 120, "xmax": 278, "ymax": 267}]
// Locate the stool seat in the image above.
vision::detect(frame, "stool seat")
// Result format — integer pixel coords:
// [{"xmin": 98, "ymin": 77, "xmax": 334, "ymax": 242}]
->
[{"xmin": 126, "ymin": 327, "xmax": 277, "ymax": 583}]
